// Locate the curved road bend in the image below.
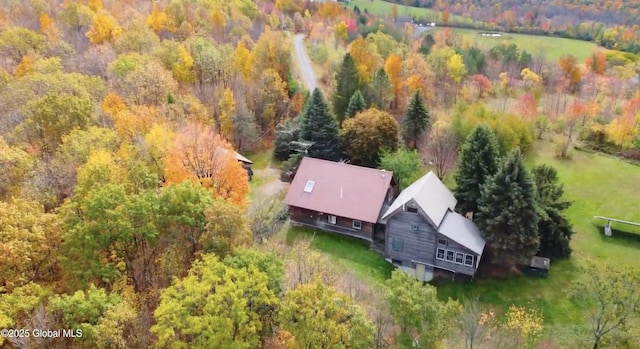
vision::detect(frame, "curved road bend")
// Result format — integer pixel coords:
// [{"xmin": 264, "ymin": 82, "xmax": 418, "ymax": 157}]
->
[{"xmin": 293, "ymin": 34, "xmax": 319, "ymax": 92}]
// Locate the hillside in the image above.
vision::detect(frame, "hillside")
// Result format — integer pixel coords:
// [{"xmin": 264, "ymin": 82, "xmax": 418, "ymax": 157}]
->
[
  {"xmin": 352, "ymin": 0, "xmax": 640, "ymax": 53},
  {"xmin": 0, "ymin": 0, "xmax": 639, "ymax": 348}
]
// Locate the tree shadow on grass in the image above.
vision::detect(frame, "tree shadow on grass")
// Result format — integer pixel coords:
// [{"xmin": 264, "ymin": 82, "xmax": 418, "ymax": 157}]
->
[{"xmin": 286, "ymin": 226, "xmax": 393, "ymax": 281}]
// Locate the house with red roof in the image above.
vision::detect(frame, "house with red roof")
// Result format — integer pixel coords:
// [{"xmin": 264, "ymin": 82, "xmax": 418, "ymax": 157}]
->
[
  {"xmin": 284, "ymin": 157, "xmax": 485, "ymax": 281},
  {"xmin": 284, "ymin": 157, "xmax": 396, "ymax": 244}
]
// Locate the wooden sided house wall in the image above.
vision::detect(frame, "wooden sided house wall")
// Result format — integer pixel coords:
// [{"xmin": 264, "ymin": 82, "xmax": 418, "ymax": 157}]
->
[{"xmin": 284, "ymin": 157, "xmax": 485, "ymax": 281}]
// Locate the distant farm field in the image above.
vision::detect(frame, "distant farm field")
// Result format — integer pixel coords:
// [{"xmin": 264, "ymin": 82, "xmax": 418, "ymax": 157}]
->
[
  {"xmin": 345, "ymin": 0, "xmax": 602, "ymax": 62},
  {"xmin": 448, "ymin": 28, "xmax": 602, "ymax": 62},
  {"xmin": 346, "ymin": 0, "xmax": 471, "ymax": 25}
]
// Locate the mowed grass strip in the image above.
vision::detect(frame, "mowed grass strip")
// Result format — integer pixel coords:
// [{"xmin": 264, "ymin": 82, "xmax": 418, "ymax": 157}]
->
[{"xmin": 286, "ymin": 226, "xmax": 394, "ymax": 285}]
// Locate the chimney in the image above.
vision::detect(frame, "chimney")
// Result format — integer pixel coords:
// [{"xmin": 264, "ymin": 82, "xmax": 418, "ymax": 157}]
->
[
  {"xmin": 381, "ymin": 169, "xmax": 386, "ymax": 178},
  {"xmin": 340, "ymin": 187, "xmax": 343, "ymax": 199}
]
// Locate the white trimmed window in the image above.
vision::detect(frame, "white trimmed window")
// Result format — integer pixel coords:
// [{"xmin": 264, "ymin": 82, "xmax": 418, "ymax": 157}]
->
[
  {"xmin": 436, "ymin": 248, "xmax": 445, "ymax": 260},
  {"xmin": 328, "ymin": 215, "xmax": 336, "ymax": 224},
  {"xmin": 437, "ymin": 238, "xmax": 447, "ymax": 246},
  {"xmin": 446, "ymin": 250, "xmax": 454, "ymax": 261},
  {"xmin": 407, "ymin": 206, "xmax": 418, "ymax": 213},
  {"xmin": 352, "ymin": 220, "xmax": 362, "ymax": 230},
  {"xmin": 465, "ymin": 255, "xmax": 474, "ymax": 266},
  {"xmin": 437, "ymin": 248, "xmax": 476, "ymax": 267}
]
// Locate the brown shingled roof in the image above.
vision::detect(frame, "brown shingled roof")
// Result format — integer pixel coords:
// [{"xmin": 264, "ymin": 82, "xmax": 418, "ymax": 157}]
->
[{"xmin": 284, "ymin": 157, "xmax": 393, "ymax": 223}]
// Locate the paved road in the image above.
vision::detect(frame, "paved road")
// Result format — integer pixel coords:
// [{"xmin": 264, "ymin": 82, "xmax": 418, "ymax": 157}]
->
[{"xmin": 293, "ymin": 34, "xmax": 318, "ymax": 92}]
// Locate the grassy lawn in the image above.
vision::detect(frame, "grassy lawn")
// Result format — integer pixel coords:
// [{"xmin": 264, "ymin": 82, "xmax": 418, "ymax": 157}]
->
[
  {"xmin": 285, "ymin": 226, "xmax": 394, "ymax": 285},
  {"xmin": 280, "ymin": 140, "xmax": 640, "ymax": 342},
  {"xmin": 447, "ymin": 28, "xmax": 601, "ymax": 62},
  {"xmin": 345, "ymin": 0, "xmax": 601, "ymax": 62},
  {"xmin": 436, "ymin": 140, "xmax": 640, "ymax": 340},
  {"xmin": 346, "ymin": 0, "xmax": 470, "ymax": 25},
  {"xmin": 244, "ymin": 149, "xmax": 276, "ymax": 170}
]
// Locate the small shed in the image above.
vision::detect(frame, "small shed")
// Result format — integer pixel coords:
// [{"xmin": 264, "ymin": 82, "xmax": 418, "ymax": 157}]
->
[{"xmin": 522, "ymin": 256, "xmax": 550, "ymax": 278}]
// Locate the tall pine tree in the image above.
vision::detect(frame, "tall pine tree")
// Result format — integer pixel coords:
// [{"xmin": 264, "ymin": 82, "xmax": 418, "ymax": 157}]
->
[
  {"xmin": 477, "ymin": 149, "xmax": 539, "ymax": 266},
  {"xmin": 532, "ymin": 164, "xmax": 573, "ymax": 259},
  {"xmin": 454, "ymin": 124, "xmax": 501, "ymax": 216},
  {"xmin": 402, "ymin": 91, "xmax": 430, "ymax": 150},
  {"xmin": 366, "ymin": 68, "xmax": 392, "ymax": 110},
  {"xmin": 273, "ymin": 119, "xmax": 297, "ymax": 161},
  {"xmin": 299, "ymin": 88, "xmax": 341, "ymax": 161},
  {"xmin": 332, "ymin": 53, "xmax": 360, "ymax": 125},
  {"xmin": 345, "ymin": 90, "xmax": 366, "ymax": 119}
]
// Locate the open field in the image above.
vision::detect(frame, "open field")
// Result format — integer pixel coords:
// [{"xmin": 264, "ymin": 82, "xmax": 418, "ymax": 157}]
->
[
  {"xmin": 278, "ymin": 139, "xmax": 640, "ymax": 342},
  {"xmin": 435, "ymin": 140, "xmax": 640, "ymax": 339},
  {"xmin": 346, "ymin": 0, "xmax": 470, "ymax": 25},
  {"xmin": 448, "ymin": 28, "xmax": 602, "ymax": 62},
  {"xmin": 345, "ymin": 0, "xmax": 602, "ymax": 62}
]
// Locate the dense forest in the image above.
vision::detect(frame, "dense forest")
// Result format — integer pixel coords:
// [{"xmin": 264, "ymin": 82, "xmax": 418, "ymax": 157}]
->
[
  {"xmin": 385, "ymin": 0, "xmax": 640, "ymax": 53},
  {"xmin": 0, "ymin": 0, "xmax": 639, "ymax": 348}
]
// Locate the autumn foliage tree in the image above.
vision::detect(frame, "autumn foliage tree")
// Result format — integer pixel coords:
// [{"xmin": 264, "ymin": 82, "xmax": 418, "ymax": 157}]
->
[
  {"xmin": 279, "ymin": 280, "xmax": 375, "ymax": 349},
  {"xmin": 0, "ymin": 199, "xmax": 62, "ymax": 291},
  {"xmin": 86, "ymin": 12, "xmax": 122, "ymax": 45},
  {"xmin": 384, "ymin": 54, "xmax": 403, "ymax": 110},
  {"xmin": 558, "ymin": 54, "xmax": 582, "ymax": 93},
  {"xmin": 164, "ymin": 122, "xmax": 248, "ymax": 208},
  {"xmin": 152, "ymin": 253, "xmax": 280, "ymax": 349},
  {"xmin": 341, "ymin": 108, "xmax": 400, "ymax": 167},
  {"xmin": 146, "ymin": 3, "xmax": 171, "ymax": 34},
  {"xmin": 585, "ymin": 51, "xmax": 607, "ymax": 75}
]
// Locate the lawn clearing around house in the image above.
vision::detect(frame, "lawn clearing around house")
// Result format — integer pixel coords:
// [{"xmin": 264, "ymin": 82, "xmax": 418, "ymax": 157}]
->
[
  {"xmin": 436, "ymin": 140, "xmax": 640, "ymax": 342},
  {"xmin": 276, "ymin": 140, "xmax": 640, "ymax": 345},
  {"xmin": 284, "ymin": 225, "xmax": 394, "ymax": 285}
]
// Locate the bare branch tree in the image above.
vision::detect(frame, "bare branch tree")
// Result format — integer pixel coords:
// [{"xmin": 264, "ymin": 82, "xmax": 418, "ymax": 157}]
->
[{"xmin": 423, "ymin": 120, "xmax": 458, "ymax": 179}]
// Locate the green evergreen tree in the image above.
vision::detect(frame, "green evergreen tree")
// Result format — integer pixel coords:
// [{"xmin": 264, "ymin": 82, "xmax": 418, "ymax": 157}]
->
[
  {"xmin": 299, "ymin": 88, "xmax": 341, "ymax": 161},
  {"xmin": 402, "ymin": 91, "xmax": 430, "ymax": 150},
  {"xmin": 332, "ymin": 53, "xmax": 360, "ymax": 124},
  {"xmin": 532, "ymin": 164, "xmax": 573, "ymax": 259},
  {"xmin": 273, "ymin": 119, "xmax": 297, "ymax": 161},
  {"xmin": 345, "ymin": 90, "xmax": 366, "ymax": 119},
  {"xmin": 454, "ymin": 124, "xmax": 501, "ymax": 215},
  {"xmin": 477, "ymin": 149, "xmax": 540, "ymax": 266},
  {"xmin": 366, "ymin": 68, "xmax": 392, "ymax": 110}
]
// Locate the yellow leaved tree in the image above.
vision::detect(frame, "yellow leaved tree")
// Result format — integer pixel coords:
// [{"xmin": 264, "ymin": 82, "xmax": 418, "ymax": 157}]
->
[
  {"xmin": 86, "ymin": 12, "xmax": 122, "ymax": 44},
  {"xmin": 218, "ymin": 88, "xmax": 235, "ymax": 141},
  {"xmin": 503, "ymin": 305, "xmax": 543, "ymax": 349}
]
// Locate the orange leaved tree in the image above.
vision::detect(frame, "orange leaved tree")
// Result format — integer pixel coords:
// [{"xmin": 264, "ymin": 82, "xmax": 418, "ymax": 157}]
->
[{"xmin": 164, "ymin": 122, "xmax": 248, "ymax": 208}]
